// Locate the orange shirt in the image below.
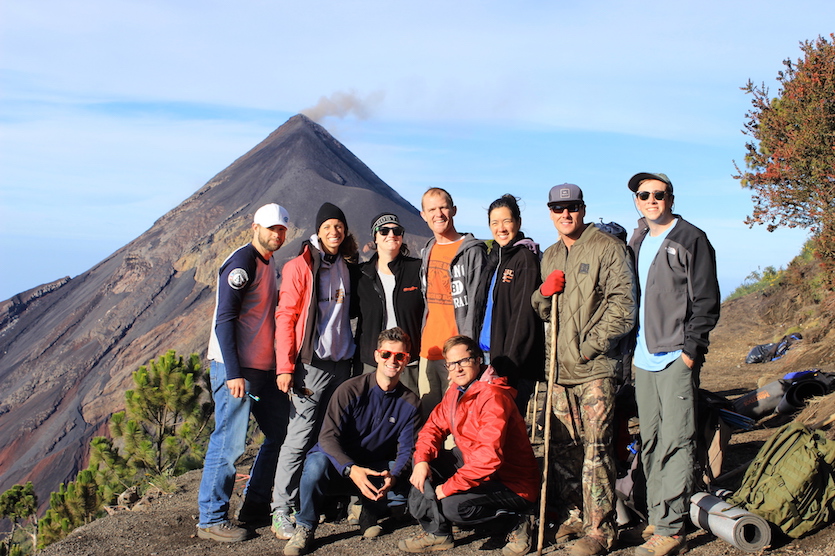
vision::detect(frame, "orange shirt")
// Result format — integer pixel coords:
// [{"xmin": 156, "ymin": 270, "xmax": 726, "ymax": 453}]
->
[{"xmin": 420, "ymin": 240, "xmax": 462, "ymax": 360}]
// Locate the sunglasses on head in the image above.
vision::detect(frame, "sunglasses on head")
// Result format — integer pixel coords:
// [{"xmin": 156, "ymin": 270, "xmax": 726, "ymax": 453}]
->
[
  {"xmin": 549, "ymin": 203, "xmax": 583, "ymax": 214},
  {"xmin": 377, "ymin": 349, "xmax": 409, "ymax": 362},
  {"xmin": 376, "ymin": 226, "xmax": 405, "ymax": 236},
  {"xmin": 635, "ymin": 190, "xmax": 669, "ymax": 201}
]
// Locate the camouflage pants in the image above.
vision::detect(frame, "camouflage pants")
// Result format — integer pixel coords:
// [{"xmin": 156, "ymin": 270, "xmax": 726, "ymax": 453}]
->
[{"xmin": 549, "ymin": 377, "xmax": 617, "ymax": 547}]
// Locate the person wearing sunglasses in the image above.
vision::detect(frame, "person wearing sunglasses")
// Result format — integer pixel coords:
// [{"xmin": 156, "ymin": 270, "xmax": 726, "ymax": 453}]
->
[
  {"xmin": 474, "ymin": 194, "xmax": 545, "ymax": 417},
  {"xmin": 531, "ymin": 183, "xmax": 636, "ymax": 556},
  {"xmin": 272, "ymin": 202, "xmax": 360, "ymax": 541},
  {"xmin": 356, "ymin": 213, "xmax": 424, "ymax": 393},
  {"xmin": 399, "ymin": 335, "xmax": 539, "ymax": 556},
  {"xmin": 626, "ymin": 173, "xmax": 720, "ymax": 556},
  {"xmin": 283, "ymin": 327, "xmax": 420, "ymax": 555}
]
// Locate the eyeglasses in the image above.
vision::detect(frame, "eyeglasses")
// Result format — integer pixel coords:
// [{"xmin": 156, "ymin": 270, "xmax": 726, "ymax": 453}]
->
[
  {"xmin": 377, "ymin": 349, "xmax": 409, "ymax": 362},
  {"xmin": 635, "ymin": 190, "xmax": 669, "ymax": 201},
  {"xmin": 548, "ymin": 203, "xmax": 583, "ymax": 214},
  {"xmin": 376, "ymin": 226, "xmax": 404, "ymax": 236},
  {"xmin": 444, "ymin": 356, "xmax": 476, "ymax": 371}
]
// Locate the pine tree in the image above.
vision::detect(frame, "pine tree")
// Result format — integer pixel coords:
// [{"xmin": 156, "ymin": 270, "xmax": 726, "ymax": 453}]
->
[
  {"xmin": 36, "ymin": 470, "xmax": 102, "ymax": 548},
  {"xmin": 0, "ymin": 482, "xmax": 37, "ymax": 554},
  {"xmin": 90, "ymin": 351, "xmax": 212, "ymax": 495},
  {"xmin": 37, "ymin": 351, "xmax": 212, "ymax": 549}
]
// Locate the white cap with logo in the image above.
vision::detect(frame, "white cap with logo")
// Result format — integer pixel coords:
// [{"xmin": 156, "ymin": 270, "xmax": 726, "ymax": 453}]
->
[{"xmin": 254, "ymin": 203, "xmax": 290, "ymax": 228}]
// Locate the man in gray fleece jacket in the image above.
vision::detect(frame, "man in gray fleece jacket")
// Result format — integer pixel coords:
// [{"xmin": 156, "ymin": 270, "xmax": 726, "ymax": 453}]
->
[{"xmin": 417, "ymin": 187, "xmax": 487, "ymax": 420}]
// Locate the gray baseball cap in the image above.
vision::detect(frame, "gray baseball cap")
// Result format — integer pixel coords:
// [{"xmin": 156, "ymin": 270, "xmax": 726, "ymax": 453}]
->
[
  {"xmin": 548, "ymin": 183, "xmax": 584, "ymax": 205},
  {"xmin": 628, "ymin": 172, "xmax": 674, "ymax": 193}
]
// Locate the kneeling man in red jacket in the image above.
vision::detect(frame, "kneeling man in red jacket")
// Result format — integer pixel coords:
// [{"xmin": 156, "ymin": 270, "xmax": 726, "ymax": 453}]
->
[{"xmin": 399, "ymin": 335, "xmax": 539, "ymax": 556}]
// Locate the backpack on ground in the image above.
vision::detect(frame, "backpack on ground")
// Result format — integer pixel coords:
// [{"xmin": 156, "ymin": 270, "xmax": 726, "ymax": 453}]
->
[
  {"xmin": 696, "ymin": 389, "xmax": 734, "ymax": 488},
  {"xmin": 745, "ymin": 332, "xmax": 803, "ymax": 364},
  {"xmin": 727, "ymin": 422, "xmax": 835, "ymax": 538}
]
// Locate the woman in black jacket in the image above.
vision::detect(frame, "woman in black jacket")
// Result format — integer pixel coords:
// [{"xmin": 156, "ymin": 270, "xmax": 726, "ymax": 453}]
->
[
  {"xmin": 477, "ymin": 194, "xmax": 546, "ymax": 415},
  {"xmin": 356, "ymin": 212, "xmax": 424, "ymax": 393}
]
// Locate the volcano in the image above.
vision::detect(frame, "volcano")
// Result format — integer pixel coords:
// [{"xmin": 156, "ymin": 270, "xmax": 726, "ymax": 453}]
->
[{"xmin": 0, "ymin": 114, "xmax": 431, "ymax": 507}]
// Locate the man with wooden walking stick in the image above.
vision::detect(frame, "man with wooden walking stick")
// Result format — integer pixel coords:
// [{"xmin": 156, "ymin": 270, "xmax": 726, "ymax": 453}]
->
[{"xmin": 532, "ymin": 183, "xmax": 636, "ymax": 556}]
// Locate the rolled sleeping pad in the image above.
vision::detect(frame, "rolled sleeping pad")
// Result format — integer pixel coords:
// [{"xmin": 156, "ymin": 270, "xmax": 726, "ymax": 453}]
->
[
  {"xmin": 732, "ymin": 380, "xmax": 788, "ymax": 419},
  {"xmin": 690, "ymin": 492, "xmax": 771, "ymax": 553},
  {"xmin": 775, "ymin": 379, "xmax": 828, "ymax": 415}
]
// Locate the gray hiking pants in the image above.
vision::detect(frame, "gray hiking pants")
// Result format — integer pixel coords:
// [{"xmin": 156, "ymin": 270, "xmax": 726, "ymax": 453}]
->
[
  {"xmin": 635, "ymin": 356, "xmax": 698, "ymax": 537},
  {"xmin": 271, "ymin": 357, "xmax": 351, "ymax": 513}
]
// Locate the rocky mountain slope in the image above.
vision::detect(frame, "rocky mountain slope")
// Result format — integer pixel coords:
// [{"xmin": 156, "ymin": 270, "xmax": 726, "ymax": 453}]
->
[{"xmin": 0, "ymin": 114, "xmax": 431, "ymax": 508}]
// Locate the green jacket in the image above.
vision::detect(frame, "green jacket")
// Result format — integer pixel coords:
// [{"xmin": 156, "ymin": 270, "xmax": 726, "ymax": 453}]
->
[{"xmin": 532, "ymin": 224, "xmax": 637, "ymax": 386}]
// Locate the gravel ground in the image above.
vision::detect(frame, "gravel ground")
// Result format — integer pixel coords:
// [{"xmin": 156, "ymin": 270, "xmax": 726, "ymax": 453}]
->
[{"xmin": 40, "ymin": 293, "xmax": 835, "ymax": 556}]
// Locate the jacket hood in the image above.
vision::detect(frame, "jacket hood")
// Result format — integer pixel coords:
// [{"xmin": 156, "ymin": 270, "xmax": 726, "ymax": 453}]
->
[
  {"xmin": 422, "ymin": 232, "xmax": 484, "ymax": 253},
  {"xmin": 477, "ymin": 365, "xmax": 511, "ymax": 390},
  {"xmin": 298, "ymin": 237, "xmax": 320, "ymax": 257},
  {"xmin": 490, "ymin": 234, "xmax": 538, "ymax": 261},
  {"xmin": 513, "ymin": 237, "xmax": 539, "ymax": 255}
]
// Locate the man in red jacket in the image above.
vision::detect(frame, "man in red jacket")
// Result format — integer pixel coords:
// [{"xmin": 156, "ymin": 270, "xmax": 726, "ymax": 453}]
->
[{"xmin": 399, "ymin": 336, "xmax": 539, "ymax": 556}]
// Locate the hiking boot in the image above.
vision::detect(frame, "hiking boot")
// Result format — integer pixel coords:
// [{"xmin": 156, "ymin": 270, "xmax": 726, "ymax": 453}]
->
[
  {"xmin": 643, "ymin": 525, "xmax": 656, "ymax": 541},
  {"xmin": 398, "ymin": 531, "xmax": 455, "ymax": 552},
  {"xmin": 502, "ymin": 515, "xmax": 533, "ymax": 556},
  {"xmin": 570, "ymin": 536, "xmax": 608, "ymax": 556},
  {"xmin": 196, "ymin": 521, "xmax": 248, "ymax": 542},
  {"xmin": 619, "ymin": 523, "xmax": 654, "ymax": 545},
  {"xmin": 555, "ymin": 520, "xmax": 585, "ymax": 544},
  {"xmin": 284, "ymin": 524, "xmax": 313, "ymax": 556},
  {"xmin": 272, "ymin": 509, "xmax": 296, "ymax": 540},
  {"xmin": 359, "ymin": 506, "xmax": 382, "ymax": 538},
  {"xmin": 634, "ymin": 534, "xmax": 687, "ymax": 556},
  {"xmin": 236, "ymin": 498, "xmax": 271, "ymax": 528}
]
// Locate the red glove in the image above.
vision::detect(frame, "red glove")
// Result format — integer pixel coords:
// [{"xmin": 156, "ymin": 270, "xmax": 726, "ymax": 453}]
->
[{"xmin": 540, "ymin": 270, "xmax": 565, "ymax": 296}]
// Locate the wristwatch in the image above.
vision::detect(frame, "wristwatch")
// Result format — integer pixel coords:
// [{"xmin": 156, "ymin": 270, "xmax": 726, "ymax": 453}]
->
[{"xmin": 343, "ymin": 464, "xmax": 353, "ymax": 478}]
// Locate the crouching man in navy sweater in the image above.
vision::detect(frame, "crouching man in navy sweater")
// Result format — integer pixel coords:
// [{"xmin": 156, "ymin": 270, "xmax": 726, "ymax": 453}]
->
[{"xmin": 283, "ymin": 327, "xmax": 421, "ymax": 556}]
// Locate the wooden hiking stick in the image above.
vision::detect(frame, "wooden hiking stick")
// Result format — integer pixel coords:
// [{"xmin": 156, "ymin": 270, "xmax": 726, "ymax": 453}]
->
[
  {"xmin": 529, "ymin": 381, "xmax": 540, "ymax": 442},
  {"xmin": 537, "ymin": 294, "xmax": 559, "ymax": 556}
]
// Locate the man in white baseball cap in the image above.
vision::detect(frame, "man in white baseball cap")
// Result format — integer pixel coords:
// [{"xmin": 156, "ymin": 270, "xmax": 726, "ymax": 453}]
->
[{"xmin": 197, "ymin": 203, "xmax": 291, "ymax": 542}]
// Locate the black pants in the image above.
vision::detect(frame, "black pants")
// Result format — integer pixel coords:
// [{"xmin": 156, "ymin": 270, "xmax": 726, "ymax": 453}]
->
[{"xmin": 408, "ymin": 448, "xmax": 533, "ymax": 535}]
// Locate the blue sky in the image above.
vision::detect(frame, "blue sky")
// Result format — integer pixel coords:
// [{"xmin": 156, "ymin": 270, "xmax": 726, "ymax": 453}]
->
[{"xmin": 1, "ymin": 0, "xmax": 830, "ymax": 300}]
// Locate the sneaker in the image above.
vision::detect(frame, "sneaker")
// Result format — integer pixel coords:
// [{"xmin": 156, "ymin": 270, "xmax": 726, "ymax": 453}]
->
[
  {"xmin": 284, "ymin": 524, "xmax": 313, "ymax": 556},
  {"xmin": 196, "ymin": 521, "xmax": 248, "ymax": 542},
  {"xmin": 398, "ymin": 531, "xmax": 455, "ymax": 552},
  {"xmin": 236, "ymin": 498, "xmax": 271, "ymax": 528},
  {"xmin": 272, "ymin": 509, "xmax": 296, "ymax": 540},
  {"xmin": 635, "ymin": 534, "xmax": 687, "ymax": 556},
  {"xmin": 570, "ymin": 535, "xmax": 608, "ymax": 556},
  {"xmin": 502, "ymin": 515, "xmax": 533, "ymax": 556},
  {"xmin": 347, "ymin": 503, "xmax": 362, "ymax": 526},
  {"xmin": 359, "ymin": 506, "xmax": 382, "ymax": 538}
]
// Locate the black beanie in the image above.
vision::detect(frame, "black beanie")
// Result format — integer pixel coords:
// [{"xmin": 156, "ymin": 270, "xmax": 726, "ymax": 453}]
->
[{"xmin": 316, "ymin": 202, "xmax": 347, "ymax": 232}]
